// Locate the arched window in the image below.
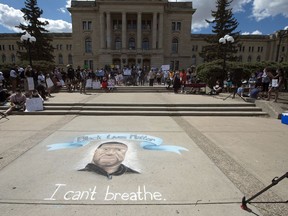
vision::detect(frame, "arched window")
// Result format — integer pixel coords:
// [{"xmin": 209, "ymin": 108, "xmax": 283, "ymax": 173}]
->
[
  {"xmin": 2, "ymin": 54, "xmax": 6, "ymax": 63},
  {"xmin": 256, "ymin": 55, "xmax": 261, "ymax": 62},
  {"xmin": 172, "ymin": 38, "xmax": 178, "ymax": 53},
  {"xmin": 115, "ymin": 37, "xmax": 121, "ymax": 50},
  {"xmin": 85, "ymin": 38, "xmax": 92, "ymax": 53},
  {"xmin": 128, "ymin": 38, "xmax": 135, "ymax": 50},
  {"xmin": 11, "ymin": 54, "xmax": 16, "ymax": 63},
  {"xmin": 58, "ymin": 54, "xmax": 63, "ymax": 64},
  {"xmin": 142, "ymin": 38, "xmax": 149, "ymax": 50},
  {"xmin": 68, "ymin": 54, "xmax": 73, "ymax": 65},
  {"xmin": 191, "ymin": 55, "xmax": 196, "ymax": 65},
  {"xmin": 248, "ymin": 56, "xmax": 252, "ymax": 62}
]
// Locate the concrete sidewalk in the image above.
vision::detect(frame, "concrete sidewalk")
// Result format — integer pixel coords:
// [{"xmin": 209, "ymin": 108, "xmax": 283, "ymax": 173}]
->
[{"xmin": 0, "ymin": 92, "xmax": 287, "ymax": 216}]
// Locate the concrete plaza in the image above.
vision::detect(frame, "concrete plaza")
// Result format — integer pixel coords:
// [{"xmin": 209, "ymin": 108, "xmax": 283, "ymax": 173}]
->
[{"xmin": 0, "ymin": 92, "xmax": 287, "ymax": 216}]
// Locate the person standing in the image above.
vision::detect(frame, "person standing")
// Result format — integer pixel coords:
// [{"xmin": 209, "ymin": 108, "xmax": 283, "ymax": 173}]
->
[
  {"xmin": 267, "ymin": 68, "xmax": 284, "ymax": 102},
  {"xmin": 10, "ymin": 65, "xmax": 18, "ymax": 93},
  {"xmin": 79, "ymin": 69, "xmax": 88, "ymax": 94}
]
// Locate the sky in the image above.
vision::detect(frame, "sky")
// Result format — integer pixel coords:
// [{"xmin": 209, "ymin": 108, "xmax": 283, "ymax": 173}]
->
[{"xmin": 0, "ymin": 0, "xmax": 287, "ymax": 35}]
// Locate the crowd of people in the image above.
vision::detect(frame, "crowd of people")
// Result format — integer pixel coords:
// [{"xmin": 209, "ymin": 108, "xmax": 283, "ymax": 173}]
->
[
  {"xmin": 0, "ymin": 64, "xmax": 286, "ymax": 117},
  {"xmin": 211, "ymin": 67, "xmax": 286, "ymax": 102}
]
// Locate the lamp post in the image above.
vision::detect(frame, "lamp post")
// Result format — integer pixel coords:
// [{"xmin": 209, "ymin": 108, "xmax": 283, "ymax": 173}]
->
[
  {"xmin": 20, "ymin": 32, "xmax": 36, "ymax": 66},
  {"xmin": 219, "ymin": 34, "xmax": 234, "ymax": 74}
]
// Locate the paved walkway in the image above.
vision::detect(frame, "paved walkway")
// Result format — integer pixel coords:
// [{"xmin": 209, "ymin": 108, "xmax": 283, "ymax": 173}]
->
[{"xmin": 0, "ymin": 91, "xmax": 287, "ymax": 216}]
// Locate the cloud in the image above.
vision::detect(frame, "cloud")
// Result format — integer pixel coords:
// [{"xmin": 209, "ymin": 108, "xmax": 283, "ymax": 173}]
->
[
  {"xmin": 252, "ymin": 0, "xmax": 288, "ymax": 21},
  {"xmin": 0, "ymin": 4, "xmax": 26, "ymax": 32},
  {"xmin": 58, "ymin": 7, "xmax": 67, "ymax": 14},
  {"xmin": 39, "ymin": 18, "xmax": 72, "ymax": 32},
  {"xmin": 242, "ymin": 30, "xmax": 262, "ymax": 35},
  {"xmin": 0, "ymin": 3, "xmax": 71, "ymax": 33}
]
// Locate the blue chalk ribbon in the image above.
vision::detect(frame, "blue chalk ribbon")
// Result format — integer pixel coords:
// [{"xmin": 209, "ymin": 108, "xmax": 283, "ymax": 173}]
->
[{"xmin": 47, "ymin": 133, "xmax": 188, "ymax": 154}]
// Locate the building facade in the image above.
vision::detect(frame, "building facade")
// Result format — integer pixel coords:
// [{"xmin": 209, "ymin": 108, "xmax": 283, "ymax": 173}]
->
[
  {"xmin": 68, "ymin": 0, "xmax": 195, "ymax": 71},
  {"xmin": 0, "ymin": 0, "xmax": 287, "ymax": 71}
]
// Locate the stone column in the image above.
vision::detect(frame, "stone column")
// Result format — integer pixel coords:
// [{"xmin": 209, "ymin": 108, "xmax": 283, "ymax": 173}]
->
[
  {"xmin": 122, "ymin": 12, "xmax": 127, "ymax": 49},
  {"xmin": 107, "ymin": 12, "xmax": 111, "ymax": 49},
  {"xmin": 152, "ymin": 12, "xmax": 157, "ymax": 49},
  {"xmin": 158, "ymin": 12, "xmax": 163, "ymax": 49},
  {"xmin": 137, "ymin": 12, "xmax": 142, "ymax": 49},
  {"xmin": 100, "ymin": 12, "xmax": 105, "ymax": 49}
]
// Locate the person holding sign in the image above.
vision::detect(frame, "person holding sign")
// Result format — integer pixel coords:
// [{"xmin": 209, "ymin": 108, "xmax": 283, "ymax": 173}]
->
[{"xmin": 267, "ymin": 68, "xmax": 284, "ymax": 102}]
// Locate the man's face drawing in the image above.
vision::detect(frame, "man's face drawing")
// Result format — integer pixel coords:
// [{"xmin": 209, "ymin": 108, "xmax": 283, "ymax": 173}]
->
[{"xmin": 93, "ymin": 143, "xmax": 128, "ymax": 168}]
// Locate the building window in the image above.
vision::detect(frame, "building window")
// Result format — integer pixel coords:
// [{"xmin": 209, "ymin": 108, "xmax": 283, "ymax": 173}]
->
[
  {"xmin": 192, "ymin": 45, "xmax": 198, "ymax": 52},
  {"xmin": 66, "ymin": 44, "xmax": 72, "ymax": 51},
  {"xmin": 85, "ymin": 38, "xmax": 92, "ymax": 53},
  {"xmin": 58, "ymin": 54, "xmax": 63, "ymax": 64},
  {"xmin": 249, "ymin": 46, "xmax": 254, "ymax": 52},
  {"xmin": 192, "ymin": 55, "xmax": 196, "ymax": 65},
  {"xmin": 11, "ymin": 54, "xmax": 16, "ymax": 63},
  {"xmin": 142, "ymin": 20, "xmax": 151, "ymax": 30},
  {"xmin": 83, "ymin": 21, "xmax": 92, "ymax": 30},
  {"xmin": 248, "ymin": 56, "xmax": 252, "ymax": 62},
  {"xmin": 68, "ymin": 54, "xmax": 73, "ymax": 65},
  {"xmin": 172, "ymin": 21, "xmax": 181, "ymax": 31},
  {"xmin": 242, "ymin": 46, "xmax": 245, "ymax": 52},
  {"xmin": 256, "ymin": 55, "xmax": 261, "ymax": 62},
  {"xmin": 84, "ymin": 60, "xmax": 93, "ymax": 70},
  {"xmin": 113, "ymin": 20, "xmax": 122, "ymax": 30},
  {"xmin": 282, "ymin": 46, "xmax": 285, "ymax": 52},
  {"xmin": 127, "ymin": 20, "xmax": 137, "ymax": 30},
  {"xmin": 9, "ymin": 45, "xmax": 14, "ymax": 50},
  {"xmin": 238, "ymin": 56, "xmax": 243, "ymax": 62},
  {"xmin": 128, "ymin": 38, "xmax": 135, "ymax": 50},
  {"xmin": 2, "ymin": 54, "xmax": 6, "ymax": 63},
  {"xmin": 115, "ymin": 37, "xmax": 122, "ymax": 50},
  {"xmin": 142, "ymin": 38, "xmax": 149, "ymax": 50},
  {"xmin": 172, "ymin": 38, "xmax": 179, "ymax": 53}
]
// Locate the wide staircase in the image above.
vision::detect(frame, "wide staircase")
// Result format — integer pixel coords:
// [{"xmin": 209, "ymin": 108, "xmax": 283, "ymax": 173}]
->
[{"xmin": 0, "ymin": 86, "xmax": 269, "ymax": 117}]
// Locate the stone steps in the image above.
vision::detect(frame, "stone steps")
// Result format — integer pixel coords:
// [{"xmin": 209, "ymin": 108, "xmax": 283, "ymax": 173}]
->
[{"xmin": 0, "ymin": 103, "xmax": 268, "ymax": 117}]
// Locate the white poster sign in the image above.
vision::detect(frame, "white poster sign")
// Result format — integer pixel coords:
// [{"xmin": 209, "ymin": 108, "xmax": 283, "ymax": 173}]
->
[
  {"xmin": 92, "ymin": 81, "xmax": 101, "ymax": 89},
  {"xmin": 86, "ymin": 79, "xmax": 92, "ymax": 88},
  {"xmin": 272, "ymin": 79, "xmax": 278, "ymax": 87},
  {"xmin": 46, "ymin": 78, "xmax": 54, "ymax": 88},
  {"xmin": 25, "ymin": 98, "xmax": 44, "ymax": 112},
  {"xmin": 161, "ymin": 65, "xmax": 170, "ymax": 71},
  {"xmin": 27, "ymin": 77, "xmax": 35, "ymax": 91},
  {"xmin": 124, "ymin": 69, "xmax": 131, "ymax": 76}
]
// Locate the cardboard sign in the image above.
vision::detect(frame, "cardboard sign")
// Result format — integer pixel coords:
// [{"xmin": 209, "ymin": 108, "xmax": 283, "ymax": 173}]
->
[{"xmin": 25, "ymin": 98, "xmax": 44, "ymax": 112}]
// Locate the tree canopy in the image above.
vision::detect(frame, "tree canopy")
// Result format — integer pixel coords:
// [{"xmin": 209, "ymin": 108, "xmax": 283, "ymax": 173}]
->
[
  {"xmin": 200, "ymin": 0, "xmax": 240, "ymax": 62},
  {"xmin": 17, "ymin": 0, "xmax": 54, "ymax": 64}
]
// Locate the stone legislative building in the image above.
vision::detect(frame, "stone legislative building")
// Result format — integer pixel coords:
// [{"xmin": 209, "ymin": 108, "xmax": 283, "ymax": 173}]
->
[
  {"xmin": 68, "ymin": 0, "xmax": 195, "ymax": 70},
  {"xmin": 0, "ymin": 0, "xmax": 287, "ymax": 71}
]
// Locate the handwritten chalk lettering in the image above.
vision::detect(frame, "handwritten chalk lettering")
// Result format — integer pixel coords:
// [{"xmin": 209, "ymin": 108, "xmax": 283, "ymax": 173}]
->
[
  {"xmin": 129, "ymin": 135, "xmax": 155, "ymax": 142},
  {"xmin": 44, "ymin": 183, "xmax": 66, "ymax": 200},
  {"xmin": 64, "ymin": 186, "xmax": 97, "ymax": 201},
  {"xmin": 44, "ymin": 184, "xmax": 164, "ymax": 201},
  {"xmin": 104, "ymin": 185, "xmax": 163, "ymax": 201}
]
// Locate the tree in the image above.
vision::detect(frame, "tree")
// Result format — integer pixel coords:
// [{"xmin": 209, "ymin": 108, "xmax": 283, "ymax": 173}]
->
[
  {"xmin": 17, "ymin": 0, "xmax": 54, "ymax": 64},
  {"xmin": 200, "ymin": 0, "xmax": 239, "ymax": 62}
]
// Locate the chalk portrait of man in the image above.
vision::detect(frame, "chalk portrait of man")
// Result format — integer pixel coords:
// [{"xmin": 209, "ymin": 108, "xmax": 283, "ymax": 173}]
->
[{"xmin": 79, "ymin": 141, "xmax": 139, "ymax": 179}]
